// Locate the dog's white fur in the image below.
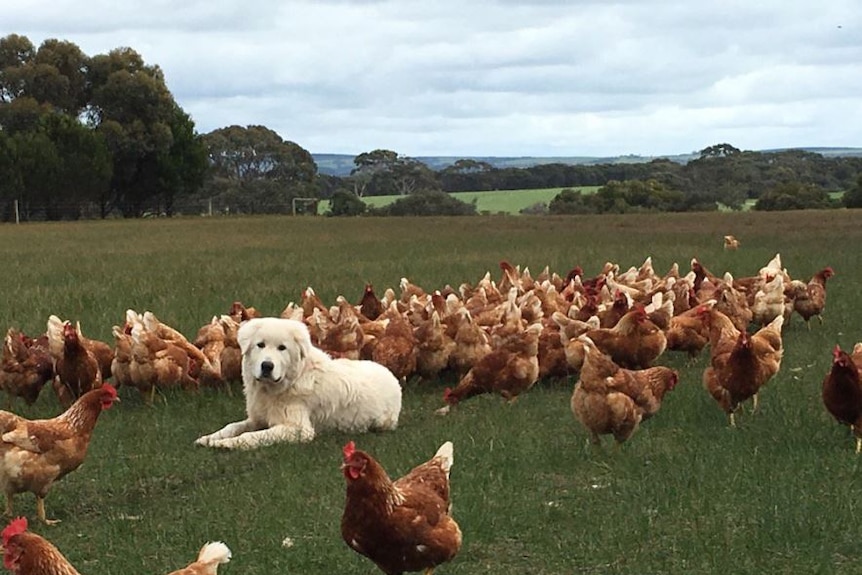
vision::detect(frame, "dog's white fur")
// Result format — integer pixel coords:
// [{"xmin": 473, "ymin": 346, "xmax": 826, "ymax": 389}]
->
[{"xmin": 195, "ymin": 317, "xmax": 402, "ymax": 449}]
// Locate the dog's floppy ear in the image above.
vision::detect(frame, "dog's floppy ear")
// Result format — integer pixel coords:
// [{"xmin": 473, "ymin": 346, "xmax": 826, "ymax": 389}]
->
[
  {"xmin": 292, "ymin": 321, "xmax": 312, "ymax": 361},
  {"xmin": 236, "ymin": 319, "xmax": 259, "ymax": 355}
]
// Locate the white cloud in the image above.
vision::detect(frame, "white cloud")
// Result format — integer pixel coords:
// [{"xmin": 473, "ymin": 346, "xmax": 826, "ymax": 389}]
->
[{"xmin": 4, "ymin": 0, "xmax": 861, "ymax": 156}]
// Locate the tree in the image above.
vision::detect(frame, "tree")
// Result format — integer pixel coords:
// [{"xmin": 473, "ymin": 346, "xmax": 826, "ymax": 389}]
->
[
  {"xmin": 388, "ymin": 157, "xmax": 439, "ymax": 196},
  {"xmin": 754, "ymin": 182, "xmax": 835, "ymax": 211},
  {"xmin": 349, "ymin": 149, "xmax": 439, "ymax": 196},
  {"xmin": 88, "ymin": 49, "xmax": 180, "ymax": 217},
  {"xmin": 698, "ymin": 143, "xmax": 741, "ymax": 159},
  {"xmin": 39, "ymin": 112, "xmax": 112, "ymax": 219},
  {"xmin": 350, "ymin": 149, "xmax": 399, "ymax": 197},
  {"xmin": 439, "ymin": 159, "xmax": 495, "ymax": 192},
  {"xmin": 154, "ymin": 105, "xmax": 207, "ymax": 216},
  {"xmin": 202, "ymin": 125, "xmax": 318, "ymax": 214},
  {"xmin": 0, "ymin": 34, "xmax": 36, "ymax": 102},
  {"xmin": 843, "ymin": 176, "xmax": 862, "ymax": 208}
]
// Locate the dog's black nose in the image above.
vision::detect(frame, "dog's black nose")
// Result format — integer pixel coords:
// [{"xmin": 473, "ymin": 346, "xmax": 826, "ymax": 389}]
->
[{"xmin": 260, "ymin": 360, "xmax": 274, "ymax": 376}]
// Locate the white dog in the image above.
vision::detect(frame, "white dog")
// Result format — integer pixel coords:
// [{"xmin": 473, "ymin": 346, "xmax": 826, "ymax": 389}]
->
[{"xmin": 195, "ymin": 317, "xmax": 402, "ymax": 449}]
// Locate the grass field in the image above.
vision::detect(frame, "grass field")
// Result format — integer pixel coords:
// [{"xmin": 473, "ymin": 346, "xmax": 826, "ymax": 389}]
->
[
  {"xmin": 319, "ymin": 187, "xmax": 598, "ymax": 215},
  {"xmin": 0, "ymin": 210, "xmax": 861, "ymax": 574}
]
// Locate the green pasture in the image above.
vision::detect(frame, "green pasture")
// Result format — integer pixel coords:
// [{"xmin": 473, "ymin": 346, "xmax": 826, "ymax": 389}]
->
[
  {"xmin": 0, "ymin": 210, "xmax": 860, "ymax": 574},
  {"xmin": 319, "ymin": 187, "xmax": 598, "ymax": 215}
]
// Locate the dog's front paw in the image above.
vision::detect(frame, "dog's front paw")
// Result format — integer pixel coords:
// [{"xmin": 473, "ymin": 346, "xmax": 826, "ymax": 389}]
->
[
  {"xmin": 207, "ymin": 436, "xmax": 251, "ymax": 450},
  {"xmin": 195, "ymin": 434, "xmax": 216, "ymax": 447}
]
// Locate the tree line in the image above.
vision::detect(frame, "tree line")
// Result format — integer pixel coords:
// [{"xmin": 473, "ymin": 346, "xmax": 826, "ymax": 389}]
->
[{"xmin": 2, "ymin": 34, "xmax": 861, "ymax": 221}]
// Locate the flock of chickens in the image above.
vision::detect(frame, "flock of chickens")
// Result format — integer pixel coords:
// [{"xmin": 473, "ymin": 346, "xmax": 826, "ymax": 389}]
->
[{"xmin": 0, "ymin": 247, "xmax": 857, "ymax": 574}]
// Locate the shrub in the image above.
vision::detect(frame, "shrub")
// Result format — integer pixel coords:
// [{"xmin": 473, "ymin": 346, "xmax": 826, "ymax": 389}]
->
[
  {"xmin": 371, "ymin": 190, "xmax": 477, "ymax": 216},
  {"xmin": 326, "ymin": 190, "xmax": 367, "ymax": 216},
  {"xmin": 754, "ymin": 182, "xmax": 836, "ymax": 211}
]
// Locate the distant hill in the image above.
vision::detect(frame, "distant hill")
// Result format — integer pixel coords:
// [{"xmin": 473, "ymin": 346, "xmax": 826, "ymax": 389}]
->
[{"xmin": 312, "ymin": 148, "xmax": 862, "ymax": 177}]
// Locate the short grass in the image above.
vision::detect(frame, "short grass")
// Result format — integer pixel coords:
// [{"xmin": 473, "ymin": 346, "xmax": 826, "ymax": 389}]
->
[
  {"xmin": 319, "ymin": 187, "xmax": 598, "ymax": 215},
  {"xmin": 0, "ymin": 210, "xmax": 861, "ymax": 574}
]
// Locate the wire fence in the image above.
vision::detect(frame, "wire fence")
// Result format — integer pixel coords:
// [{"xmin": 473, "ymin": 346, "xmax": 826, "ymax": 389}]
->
[{"xmin": 3, "ymin": 197, "xmax": 323, "ymax": 222}]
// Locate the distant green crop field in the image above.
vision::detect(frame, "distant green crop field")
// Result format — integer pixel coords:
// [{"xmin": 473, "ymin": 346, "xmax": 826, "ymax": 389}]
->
[{"xmin": 319, "ymin": 187, "xmax": 599, "ymax": 215}]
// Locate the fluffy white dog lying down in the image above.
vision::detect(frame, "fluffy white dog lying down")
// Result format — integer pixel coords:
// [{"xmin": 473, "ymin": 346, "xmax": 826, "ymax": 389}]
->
[{"xmin": 195, "ymin": 317, "xmax": 402, "ymax": 450}]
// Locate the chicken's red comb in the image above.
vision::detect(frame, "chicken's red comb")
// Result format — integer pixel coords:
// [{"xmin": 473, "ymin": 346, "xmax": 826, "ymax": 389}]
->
[
  {"xmin": 833, "ymin": 344, "xmax": 843, "ymax": 360},
  {"xmin": 343, "ymin": 441, "xmax": 356, "ymax": 459},
  {"xmin": 2, "ymin": 517, "xmax": 27, "ymax": 545}
]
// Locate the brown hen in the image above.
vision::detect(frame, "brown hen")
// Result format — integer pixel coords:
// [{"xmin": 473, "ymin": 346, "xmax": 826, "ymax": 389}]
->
[{"xmin": 341, "ymin": 440, "xmax": 461, "ymax": 575}]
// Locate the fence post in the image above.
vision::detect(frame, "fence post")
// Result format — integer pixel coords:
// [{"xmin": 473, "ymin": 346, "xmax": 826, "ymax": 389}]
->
[
  {"xmin": 208, "ymin": 198, "xmax": 213, "ymax": 216},
  {"xmin": 13, "ymin": 199, "xmax": 19, "ymax": 224}
]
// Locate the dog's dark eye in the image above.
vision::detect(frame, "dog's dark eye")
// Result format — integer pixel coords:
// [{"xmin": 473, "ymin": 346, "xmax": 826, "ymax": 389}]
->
[
  {"xmin": 277, "ymin": 344, "xmax": 287, "ymax": 351},
  {"xmin": 256, "ymin": 342, "xmax": 265, "ymax": 349}
]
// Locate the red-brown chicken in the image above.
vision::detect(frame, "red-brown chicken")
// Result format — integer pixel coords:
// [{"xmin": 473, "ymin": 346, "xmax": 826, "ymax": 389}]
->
[
  {"xmin": 341, "ymin": 440, "xmax": 462, "ymax": 575},
  {"xmin": 2, "ymin": 516, "xmax": 80, "ymax": 574},
  {"xmin": 358, "ymin": 283, "xmax": 385, "ymax": 321},
  {"xmin": 441, "ymin": 322, "xmax": 542, "ymax": 411},
  {"xmin": 110, "ymin": 324, "xmax": 134, "ymax": 389},
  {"xmin": 0, "ymin": 330, "xmax": 53, "ymax": 408},
  {"xmin": 47, "ymin": 318, "xmax": 102, "ymax": 409},
  {"xmin": 571, "ymin": 336, "xmax": 679, "ymax": 445},
  {"xmin": 165, "ymin": 541, "xmax": 232, "ymax": 575},
  {"xmin": 46, "ymin": 317, "xmax": 113, "ymax": 383},
  {"xmin": 447, "ymin": 308, "xmax": 492, "ymax": 376},
  {"xmin": 703, "ymin": 315, "xmax": 784, "ymax": 426},
  {"xmin": 791, "ymin": 267, "xmax": 834, "ymax": 328},
  {"xmin": 227, "ymin": 300, "xmax": 260, "ymax": 323},
  {"xmin": 413, "ymin": 310, "xmax": 455, "ymax": 381},
  {"xmin": 665, "ymin": 302, "xmax": 715, "ymax": 360},
  {"xmin": 822, "ymin": 345, "xmax": 862, "ymax": 453},
  {"xmin": 372, "ymin": 301, "xmax": 418, "ymax": 383},
  {"xmin": 0, "ymin": 384, "xmax": 119, "ymax": 524},
  {"xmin": 585, "ymin": 304, "xmax": 667, "ymax": 369},
  {"xmin": 129, "ymin": 319, "xmax": 199, "ymax": 404}
]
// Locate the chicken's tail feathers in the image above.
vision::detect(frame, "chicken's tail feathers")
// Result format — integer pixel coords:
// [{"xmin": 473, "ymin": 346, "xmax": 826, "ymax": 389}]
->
[
  {"xmin": 763, "ymin": 314, "xmax": 785, "ymax": 334},
  {"xmin": 198, "ymin": 541, "xmax": 232, "ymax": 565},
  {"xmin": 435, "ymin": 441, "xmax": 454, "ymax": 473}
]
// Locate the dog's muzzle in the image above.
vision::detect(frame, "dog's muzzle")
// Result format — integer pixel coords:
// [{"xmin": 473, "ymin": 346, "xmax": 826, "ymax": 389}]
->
[{"xmin": 255, "ymin": 360, "xmax": 283, "ymax": 384}]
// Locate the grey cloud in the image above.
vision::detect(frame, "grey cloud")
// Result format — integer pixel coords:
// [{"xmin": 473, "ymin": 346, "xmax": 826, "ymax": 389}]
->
[{"xmin": 4, "ymin": 0, "xmax": 862, "ymax": 156}]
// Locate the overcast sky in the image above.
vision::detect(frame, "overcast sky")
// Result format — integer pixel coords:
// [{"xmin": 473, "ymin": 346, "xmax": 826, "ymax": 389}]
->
[{"xmin": 5, "ymin": 1, "xmax": 861, "ymax": 157}]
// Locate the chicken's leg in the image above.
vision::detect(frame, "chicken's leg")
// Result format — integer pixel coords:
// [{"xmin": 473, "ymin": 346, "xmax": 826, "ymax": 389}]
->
[
  {"xmin": 4, "ymin": 493, "xmax": 13, "ymax": 516},
  {"xmin": 751, "ymin": 393, "xmax": 759, "ymax": 414},
  {"xmin": 36, "ymin": 496, "xmax": 60, "ymax": 525},
  {"xmin": 147, "ymin": 385, "xmax": 156, "ymax": 406},
  {"xmin": 856, "ymin": 437, "xmax": 861, "ymax": 455},
  {"xmin": 729, "ymin": 412, "xmax": 736, "ymax": 428}
]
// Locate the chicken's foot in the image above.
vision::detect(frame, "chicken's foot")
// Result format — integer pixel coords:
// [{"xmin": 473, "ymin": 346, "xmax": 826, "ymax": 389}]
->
[{"xmin": 36, "ymin": 496, "xmax": 60, "ymax": 525}]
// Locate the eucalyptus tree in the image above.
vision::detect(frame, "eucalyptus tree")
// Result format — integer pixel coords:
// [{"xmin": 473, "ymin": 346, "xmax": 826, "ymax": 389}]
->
[{"xmin": 202, "ymin": 124, "xmax": 318, "ymax": 214}]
